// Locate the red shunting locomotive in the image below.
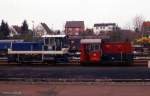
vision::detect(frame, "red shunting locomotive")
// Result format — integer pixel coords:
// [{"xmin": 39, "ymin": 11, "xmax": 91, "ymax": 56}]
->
[{"xmin": 80, "ymin": 39, "xmax": 133, "ymax": 65}]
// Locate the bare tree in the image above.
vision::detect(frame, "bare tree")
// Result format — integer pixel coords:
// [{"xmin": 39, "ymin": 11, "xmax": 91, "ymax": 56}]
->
[
  {"xmin": 124, "ymin": 22, "xmax": 132, "ymax": 30},
  {"xmin": 133, "ymin": 15, "xmax": 144, "ymax": 32}
]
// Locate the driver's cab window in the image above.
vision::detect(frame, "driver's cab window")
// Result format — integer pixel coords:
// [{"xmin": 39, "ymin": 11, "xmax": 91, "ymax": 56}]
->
[
  {"xmin": 45, "ymin": 38, "xmax": 49, "ymax": 45},
  {"xmin": 55, "ymin": 38, "xmax": 61, "ymax": 46},
  {"xmin": 94, "ymin": 44, "xmax": 100, "ymax": 51},
  {"xmin": 55, "ymin": 38, "xmax": 62, "ymax": 50},
  {"xmin": 87, "ymin": 44, "xmax": 100, "ymax": 52}
]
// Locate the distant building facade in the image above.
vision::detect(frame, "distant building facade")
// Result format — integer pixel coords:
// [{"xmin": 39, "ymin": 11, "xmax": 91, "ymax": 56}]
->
[
  {"xmin": 142, "ymin": 21, "xmax": 150, "ymax": 36},
  {"xmin": 9, "ymin": 25, "xmax": 21, "ymax": 37},
  {"xmin": 65, "ymin": 21, "xmax": 85, "ymax": 36},
  {"xmin": 34, "ymin": 23, "xmax": 53, "ymax": 37},
  {"xmin": 93, "ymin": 23, "xmax": 118, "ymax": 35}
]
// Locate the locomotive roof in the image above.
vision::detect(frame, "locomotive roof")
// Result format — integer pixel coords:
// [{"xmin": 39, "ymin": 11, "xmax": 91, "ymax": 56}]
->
[
  {"xmin": 0, "ymin": 40, "xmax": 24, "ymax": 43},
  {"xmin": 80, "ymin": 39, "xmax": 101, "ymax": 44},
  {"xmin": 42, "ymin": 35, "xmax": 66, "ymax": 38}
]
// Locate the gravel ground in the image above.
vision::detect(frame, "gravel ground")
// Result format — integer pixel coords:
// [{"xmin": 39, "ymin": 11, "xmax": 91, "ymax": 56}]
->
[{"xmin": 0, "ymin": 82, "xmax": 150, "ymax": 96}]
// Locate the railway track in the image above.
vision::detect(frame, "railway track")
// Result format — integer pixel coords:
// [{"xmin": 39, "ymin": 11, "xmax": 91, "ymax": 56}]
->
[
  {"xmin": 133, "ymin": 59, "xmax": 148, "ymax": 66},
  {"xmin": 0, "ymin": 67, "xmax": 149, "ymax": 82},
  {"xmin": 0, "ymin": 58, "xmax": 149, "ymax": 66}
]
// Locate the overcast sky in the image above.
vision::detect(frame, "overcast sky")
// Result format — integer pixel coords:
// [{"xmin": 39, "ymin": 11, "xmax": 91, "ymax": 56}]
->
[{"xmin": 0, "ymin": 0, "xmax": 150, "ymax": 29}]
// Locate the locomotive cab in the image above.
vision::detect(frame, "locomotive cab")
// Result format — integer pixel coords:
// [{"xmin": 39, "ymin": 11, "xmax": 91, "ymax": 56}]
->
[
  {"xmin": 80, "ymin": 39, "xmax": 102, "ymax": 65},
  {"xmin": 43, "ymin": 35, "xmax": 68, "ymax": 50},
  {"xmin": 42, "ymin": 35, "xmax": 69, "ymax": 63}
]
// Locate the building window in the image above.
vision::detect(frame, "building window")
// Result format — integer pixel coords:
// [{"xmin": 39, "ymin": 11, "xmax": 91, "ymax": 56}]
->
[
  {"xmin": 68, "ymin": 28, "xmax": 72, "ymax": 31},
  {"xmin": 96, "ymin": 27, "xmax": 99, "ymax": 30},
  {"xmin": 108, "ymin": 27, "xmax": 112, "ymax": 29},
  {"xmin": 100, "ymin": 26, "xmax": 105, "ymax": 29},
  {"xmin": 75, "ymin": 28, "xmax": 79, "ymax": 31},
  {"xmin": 75, "ymin": 32, "xmax": 79, "ymax": 35}
]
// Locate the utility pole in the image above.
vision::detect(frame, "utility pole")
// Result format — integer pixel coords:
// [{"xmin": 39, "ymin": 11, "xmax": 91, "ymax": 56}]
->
[{"xmin": 32, "ymin": 20, "xmax": 35, "ymax": 41}]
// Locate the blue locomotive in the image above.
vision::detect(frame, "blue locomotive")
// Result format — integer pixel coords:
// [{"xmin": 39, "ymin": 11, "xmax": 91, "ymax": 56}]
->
[{"xmin": 5, "ymin": 35, "xmax": 69, "ymax": 63}]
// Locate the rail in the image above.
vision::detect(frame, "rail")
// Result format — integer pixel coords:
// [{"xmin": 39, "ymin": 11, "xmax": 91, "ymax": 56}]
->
[{"xmin": 0, "ymin": 78, "xmax": 150, "ymax": 83}]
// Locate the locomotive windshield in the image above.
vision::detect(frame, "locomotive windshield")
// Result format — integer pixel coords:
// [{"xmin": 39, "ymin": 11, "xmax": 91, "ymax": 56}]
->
[
  {"xmin": 80, "ymin": 39, "xmax": 101, "ymax": 52},
  {"xmin": 86, "ymin": 44, "xmax": 100, "ymax": 52},
  {"xmin": 43, "ymin": 35, "xmax": 68, "ymax": 50}
]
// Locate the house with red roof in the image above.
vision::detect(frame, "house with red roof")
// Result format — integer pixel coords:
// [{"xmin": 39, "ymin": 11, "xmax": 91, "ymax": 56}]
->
[
  {"xmin": 65, "ymin": 21, "xmax": 85, "ymax": 36},
  {"xmin": 142, "ymin": 21, "xmax": 150, "ymax": 36}
]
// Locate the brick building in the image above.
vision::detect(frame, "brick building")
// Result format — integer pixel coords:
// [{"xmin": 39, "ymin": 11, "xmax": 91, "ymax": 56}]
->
[
  {"xmin": 65, "ymin": 21, "xmax": 85, "ymax": 36},
  {"xmin": 142, "ymin": 21, "xmax": 150, "ymax": 36}
]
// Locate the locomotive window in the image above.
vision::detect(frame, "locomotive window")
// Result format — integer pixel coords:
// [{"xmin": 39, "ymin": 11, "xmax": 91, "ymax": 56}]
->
[
  {"xmin": 90, "ymin": 44, "xmax": 94, "ymax": 51},
  {"xmin": 63, "ymin": 37, "xmax": 69, "ymax": 48},
  {"xmin": 49, "ymin": 38, "xmax": 55, "ymax": 46},
  {"xmin": 45, "ymin": 38, "xmax": 49, "ymax": 45},
  {"xmin": 86, "ymin": 44, "xmax": 100, "ymax": 52},
  {"xmin": 55, "ymin": 38, "xmax": 61, "ymax": 46},
  {"xmin": 95, "ymin": 44, "xmax": 100, "ymax": 50}
]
